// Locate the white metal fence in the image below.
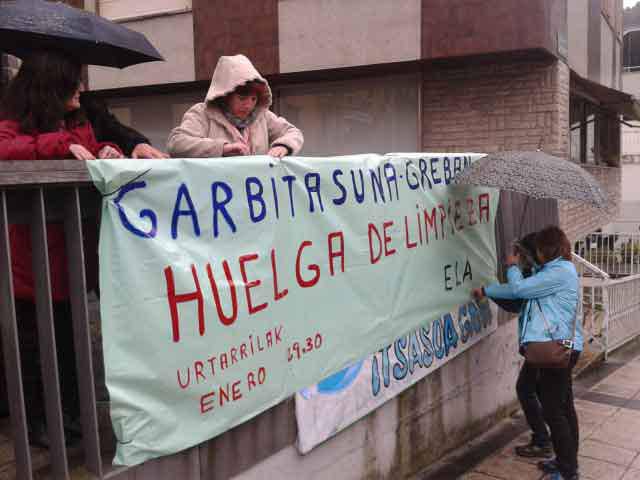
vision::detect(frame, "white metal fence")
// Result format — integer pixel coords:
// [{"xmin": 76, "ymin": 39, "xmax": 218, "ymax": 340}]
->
[
  {"xmin": 574, "ymin": 232, "xmax": 640, "ymax": 277},
  {"xmin": 572, "ymin": 253, "xmax": 610, "ymax": 358},
  {"xmin": 573, "ymin": 247, "xmax": 640, "ymax": 359},
  {"xmin": 606, "ymin": 274, "xmax": 640, "ymax": 353}
]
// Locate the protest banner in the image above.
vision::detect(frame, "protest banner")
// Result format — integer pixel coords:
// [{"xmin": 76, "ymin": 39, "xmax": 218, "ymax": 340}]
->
[
  {"xmin": 295, "ymin": 298, "xmax": 496, "ymax": 453},
  {"xmin": 87, "ymin": 153, "xmax": 499, "ymax": 466}
]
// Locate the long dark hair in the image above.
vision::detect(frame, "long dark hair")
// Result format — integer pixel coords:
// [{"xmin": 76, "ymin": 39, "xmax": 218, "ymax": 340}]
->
[{"xmin": 0, "ymin": 51, "xmax": 84, "ymax": 133}]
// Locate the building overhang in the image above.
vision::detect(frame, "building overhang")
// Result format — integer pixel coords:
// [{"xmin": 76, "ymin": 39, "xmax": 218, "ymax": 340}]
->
[{"xmin": 571, "ymin": 70, "xmax": 640, "ymax": 121}]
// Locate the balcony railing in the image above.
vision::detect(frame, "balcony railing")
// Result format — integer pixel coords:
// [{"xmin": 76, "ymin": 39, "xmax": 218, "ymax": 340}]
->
[
  {"xmin": 574, "ymin": 232, "xmax": 640, "ymax": 277},
  {"xmin": 0, "ymin": 160, "xmax": 296, "ymax": 480},
  {"xmin": 0, "ymin": 160, "xmax": 102, "ymax": 479}
]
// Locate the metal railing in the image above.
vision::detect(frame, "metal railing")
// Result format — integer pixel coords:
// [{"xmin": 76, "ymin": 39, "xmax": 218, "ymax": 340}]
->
[
  {"xmin": 573, "ymin": 243, "xmax": 640, "ymax": 360},
  {"xmin": 574, "ymin": 232, "xmax": 640, "ymax": 277},
  {"xmin": 0, "ymin": 160, "xmax": 103, "ymax": 479},
  {"xmin": 572, "ymin": 253, "xmax": 610, "ymax": 359},
  {"xmin": 606, "ymin": 273, "xmax": 640, "ymax": 353},
  {"xmin": 0, "ymin": 160, "xmax": 297, "ymax": 480}
]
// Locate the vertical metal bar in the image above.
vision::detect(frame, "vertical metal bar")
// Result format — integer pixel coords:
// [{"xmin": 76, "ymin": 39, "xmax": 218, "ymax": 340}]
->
[
  {"xmin": 0, "ymin": 191, "xmax": 34, "ymax": 479},
  {"xmin": 63, "ymin": 188, "xmax": 103, "ymax": 478},
  {"xmin": 580, "ymin": 102, "xmax": 587, "ymax": 164},
  {"xmin": 30, "ymin": 189, "xmax": 70, "ymax": 479},
  {"xmin": 603, "ymin": 280, "xmax": 610, "ymax": 361}
]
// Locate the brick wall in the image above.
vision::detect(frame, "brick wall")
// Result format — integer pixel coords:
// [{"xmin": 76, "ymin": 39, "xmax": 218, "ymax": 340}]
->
[
  {"xmin": 422, "ymin": 56, "xmax": 569, "ymax": 156},
  {"xmin": 422, "ymin": 55, "xmax": 617, "ymax": 239},
  {"xmin": 559, "ymin": 165, "xmax": 622, "ymax": 241}
]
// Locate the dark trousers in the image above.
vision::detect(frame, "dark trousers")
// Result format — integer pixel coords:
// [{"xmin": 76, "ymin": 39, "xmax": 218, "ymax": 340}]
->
[
  {"xmin": 16, "ymin": 299, "xmax": 80, "ymax": 429},
  {"xmin": 537, "ymin": 351, "xmax": 580, "ymax": 478},
  {"xmin": 516, "ymin": 361, "xmax": 550, "ymax": 446}
]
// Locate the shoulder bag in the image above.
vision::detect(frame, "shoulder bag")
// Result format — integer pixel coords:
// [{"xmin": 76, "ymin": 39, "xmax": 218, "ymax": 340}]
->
[{"xmin": 522, "ymin": 298, "xmax": 578, "ymax": 369}]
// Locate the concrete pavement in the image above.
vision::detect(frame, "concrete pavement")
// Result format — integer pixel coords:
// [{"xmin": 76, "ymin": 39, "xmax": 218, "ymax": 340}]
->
[{"xmin": 416, "ymin": 339, "xmax": 640, "ymax": 480}]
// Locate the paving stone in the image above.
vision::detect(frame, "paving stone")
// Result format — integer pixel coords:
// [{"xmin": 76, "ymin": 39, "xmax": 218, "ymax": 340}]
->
[
  {"xmin": 579, "ymin": 420, "xmax": 600, "ymax": 441},
  {"xmin": 460, "ymin": 473, "xmax": 505, "ymax": 480},
  {"xmin": 473, "ymin": 454, "xmax": 542, "ymax": 480},
  {"xmin": 607, "ymin": 409, "xmax": 640, "ymax": 431},
  {"xmin": 575, "ymin": 398, "xmax": 621, "ymax": 417},
  {"xmin": 622, "ymin": 469, "xmax": 640, "ymax": 480},
  {"xmin": 588, "ymin": 424, "xmax": 640, "ymax": 452},
  {"xmin": 578, "ymin": 456, "xmax": 626, "ymax": 480},
  {"xmin": 579, "ymin": 439, "xmax": 636, "ymax": 467},
  {"xmin": 592, "ymin": 382, "xmax": 639, "ymax": 398}
]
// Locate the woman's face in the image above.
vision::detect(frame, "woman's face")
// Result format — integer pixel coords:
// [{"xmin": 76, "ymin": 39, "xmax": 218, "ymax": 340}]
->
[
  {"xmin": 64, "ymin": 82, "xmax": 84, "ymax": 112},
  {"xmin": 536, "ymin": 248, "xmax": 546, "ymax": 265},
  {"xmin": 227, "ymin": 91, "xmax": 258, "ymax": 119}
]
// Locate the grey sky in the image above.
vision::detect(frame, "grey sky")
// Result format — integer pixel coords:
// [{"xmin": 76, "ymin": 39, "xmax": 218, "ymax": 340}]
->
[{"xmin": 626, "ymin": 0, "xmax": 640, "ymax": 8}]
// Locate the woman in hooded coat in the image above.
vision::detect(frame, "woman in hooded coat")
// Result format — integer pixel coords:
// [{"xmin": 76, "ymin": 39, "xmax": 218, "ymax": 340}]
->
[{"xmin": 167, "ymin": 54, "xmax": 303, "ymax": 158}]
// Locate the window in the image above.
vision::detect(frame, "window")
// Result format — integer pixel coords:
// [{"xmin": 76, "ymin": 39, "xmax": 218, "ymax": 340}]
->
[
  {"xmin": 570, "ymin": 98, "xmax": 597, "ymax": 164},
  {"xmin": 569, "ymin": 96, "xmax": 620, "ymax": 166},
  {"xmin": 624, "ymin": 29, "xmax": 640, "ymax": 72}
]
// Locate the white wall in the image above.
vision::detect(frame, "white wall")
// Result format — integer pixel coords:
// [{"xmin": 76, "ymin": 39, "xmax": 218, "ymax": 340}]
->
[
  {"xmin": 278, "ymin": 0, "xmax": 421, "ymax": 74},
  {"xmin": 98, "ymin": 0, "xmax": 191, "ymax": 21},
  {"xmin": 276, "ymin": 76, "xmax": 420, "ymax": 155},
  {"xmin": 88, "ymin": 12, "xmax": 195, "ymax": 90},
  {"xmin": 568, "ymin": 0, "xmax": 589, "ymax": 78},
  {"xmin": 602, "ymin": 17, "xmax": 616, "ymax": 88}
]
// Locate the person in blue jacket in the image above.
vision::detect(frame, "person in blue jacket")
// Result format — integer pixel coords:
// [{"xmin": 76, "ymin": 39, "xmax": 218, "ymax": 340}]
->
[
  {"xmin": 487, "ymin": 232, "xmax": 555, "ymax": 460},
  {"xmin": 473, "ymin": 226, "xmax": 582, "ymax": 480}
]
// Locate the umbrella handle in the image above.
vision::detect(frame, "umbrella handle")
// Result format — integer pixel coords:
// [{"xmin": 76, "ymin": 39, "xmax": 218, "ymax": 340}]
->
[{"xmin": 517, "ymin": 196, "xmax": 530, "ymax": 240}]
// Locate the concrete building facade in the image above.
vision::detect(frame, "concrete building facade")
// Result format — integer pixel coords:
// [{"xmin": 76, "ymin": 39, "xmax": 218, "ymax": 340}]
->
[
  {"xmin": 0, "ymin": 1, "xmax": 633, "ymax": 478},
  {"xmin": 73, "ymin": 0, "xmax": 631, "ymax": 243}
]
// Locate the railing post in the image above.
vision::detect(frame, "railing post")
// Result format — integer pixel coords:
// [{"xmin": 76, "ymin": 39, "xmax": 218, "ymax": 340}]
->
[
  {"xmin": 0, "ymin": 191, "xmax": 33, "ymax": 480},
  {"xmin": 63, "ymin": 187, "xmax": 103, "ymax": 478},
  {"xmin": 603, "ymin": 279, "xmax": 610, "ymax": 361},
  {"xmin": 30, "ymin": 188, "xmax": 70, "ymax": 480}
]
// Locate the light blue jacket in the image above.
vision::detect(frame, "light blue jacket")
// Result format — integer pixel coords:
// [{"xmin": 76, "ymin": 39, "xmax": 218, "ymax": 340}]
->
[{"xmin": 484, "ymin": 258, "xmax": 583, "ymax": 351}]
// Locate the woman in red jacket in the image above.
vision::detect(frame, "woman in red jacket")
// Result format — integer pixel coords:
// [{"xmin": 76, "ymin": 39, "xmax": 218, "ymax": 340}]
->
[{"xmin": 0, "ymin": 50, "xmax": 123, "ymax": 446}]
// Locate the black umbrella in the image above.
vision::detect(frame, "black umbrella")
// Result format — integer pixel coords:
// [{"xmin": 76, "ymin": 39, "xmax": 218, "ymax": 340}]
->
[{"xmin": 0, "ymin": 0, "xmax": 164, "ymax": 68}]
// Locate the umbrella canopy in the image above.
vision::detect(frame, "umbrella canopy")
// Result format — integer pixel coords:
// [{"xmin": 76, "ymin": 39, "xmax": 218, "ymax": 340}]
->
[
  {"xmin": 0, "ymin": 0, "xmax": 164, "ymax": 68},
  {"xmin": 453, "ymin": 150, "xmax": 608, "ymax": 210}
]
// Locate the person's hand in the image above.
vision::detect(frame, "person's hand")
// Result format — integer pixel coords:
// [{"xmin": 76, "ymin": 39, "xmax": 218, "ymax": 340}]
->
[
  {"xmin": 505, "ymin": 252, "xmax": 520, "ymax": 266},
  {"xmin": 471, "ymin": 287, "xmax": 485, "ymax": 300},
  {"xmin": 268, "ymin": 146, "xmax": 288, "ymax": 158},
  {"xmin": 69, "ymin": 144, "xmax": 96, "ymax": 160},
  {"xmin": 132, "ymin": 143, "xmax": 169, "ymax": 159},
  {"xmin": 98, "ymin": 145, "xmax": 124, "ymax": 159},
  {"xmin": 222, "ymin": 142, "xmax": 250, "ymax": 156}
]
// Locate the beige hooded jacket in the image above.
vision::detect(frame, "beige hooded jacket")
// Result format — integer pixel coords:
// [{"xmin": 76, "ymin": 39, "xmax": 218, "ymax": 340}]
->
[{"xmin": 167, "ymin": 55, "xmax": 303, "ymax": 158}]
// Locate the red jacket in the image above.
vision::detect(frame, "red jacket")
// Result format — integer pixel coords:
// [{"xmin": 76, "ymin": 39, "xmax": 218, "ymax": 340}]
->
[{"xmin": 0, "ymin": 119, "xmax": 121, "ymax": 301}]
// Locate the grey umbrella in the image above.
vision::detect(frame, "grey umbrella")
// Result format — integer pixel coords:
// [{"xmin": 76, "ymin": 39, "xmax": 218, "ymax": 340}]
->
[
  {"xmin": 453, "ymin": 150, "xmax": 608, "ymax": 209},
  {"xmin": 0, "ymin": 0, "xmax": 164, "ymax": 68}
]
